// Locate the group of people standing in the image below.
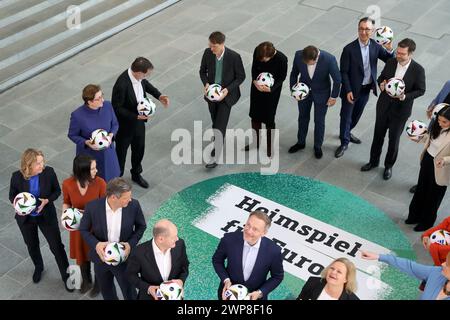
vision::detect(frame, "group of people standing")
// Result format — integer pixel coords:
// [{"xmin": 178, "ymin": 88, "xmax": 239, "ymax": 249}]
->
[{"xmin": 7, "ymin": 15, "xmax": 450, "ymax": 301}]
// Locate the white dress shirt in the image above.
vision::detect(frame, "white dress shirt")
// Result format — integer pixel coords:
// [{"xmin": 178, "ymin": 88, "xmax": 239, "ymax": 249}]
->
[
  {"xmin": 216, "ymin": 47, "xmax": 225, "ymax": 61},
  {"xmin": 105, "ymin": 199, "xmax": 122, "ymax": 243},
  {"xmin": 242, "ymin": 237, "xmax": 261, "ymax": 282},
  {"xmin": 307, "ymin": 50, "xmax": 320, "ymax": 79},
  {"xmin": 359, "ymin": 39, "xmax": 372, "ymax": 85},
  {"xmin": 317, "ymin": 289, "xmax": 338, "ymax": 300},
  {"xmin": 152, "ymin": 239, "xmax": 172, "ymax": 281},
  {"xmin": 128, "ymin": 67, "xmax": 144, "ymax": 103},
  {"xmin": 394, "ymin": 59, "xmax": 412, "ymax": 80}
]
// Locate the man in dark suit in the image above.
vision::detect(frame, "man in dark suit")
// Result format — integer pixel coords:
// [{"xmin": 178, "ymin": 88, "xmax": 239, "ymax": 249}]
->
[
  {"xmin": 199, "ymin": 31, "xmax": 246, "ymax": 168},
  {"xmin": 288, "ymin": 45, "xmax": 341, "ymax": 159},
  {"xmin": 80, "ymin": 177, "xmax": 146, "ymax": 300},
  {"xmin": 126, "ymin": 219, "xmax": 189, "ymax": 300},
  {"xmin": 212, "ymin": 211, "xmax": 284, "ymax": 300},
  {"xmin": 361, "ymin": 38, "xmax": 426, "ymax": 180},
  {"xmin": 336, "ymin": 17, "xmax": 394, "ymax": 158},
  {"xmin": 112, "ymin": 57, "xmax": 169, "ymax": 188}
]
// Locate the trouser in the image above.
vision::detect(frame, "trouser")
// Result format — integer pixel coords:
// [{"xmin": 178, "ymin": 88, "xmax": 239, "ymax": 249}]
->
[
  {"xmin": 17, "ymin": 217, "xmax": 69, "ymax": 281},
  {"xmin": 339, "ymin": 85, "xmax": 371, "ymax": 146},
  {"xmin": 115, "ymin": 121, "xmax": 145, "ymax": 177},
  {"xmin": 250, "ymin": 119, "xmax": 275, "ymax": 157},
  {"xmin": 94, "ymin": 261, "xmax": 136, "ymax": 300},
  {"xmin": 208, "ymin": 101, "xmax": 232, "ymax": 157},
  {"xmin": 297, "ymin": 97, "xmax": 328, "ymax": 149}
]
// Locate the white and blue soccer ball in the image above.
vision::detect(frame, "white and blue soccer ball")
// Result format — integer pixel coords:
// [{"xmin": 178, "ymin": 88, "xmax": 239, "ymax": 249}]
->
[
  {"xmin": 374, "ymin": 26, "xmax": 394, "ymax": 45},
  {"xmin": 432, "ymin": 103, "xmax": 449, "ymax": 119},
  {"xmin": 137, "ymin": 97, "xmax": 156, "ymax": 116},
  {"xmin": 104, "ymin": 242, "xmax": 127, "ymax": 266},
  {"xmin": 385, "ymin": 78, "xmax": 405, "ymax": 98},
  {"xmin": 406, "ymin": 120, "xmax": 428, "ymax": 137},
  {"xmin": 61, "ymin": 208, "xmax": 83, "ymax": 231},
  {"xmin": 206, "ymin": 84, "xmax": 224, "ymax": 102},
  {"xmin": 291, "ymin": 82, "xmax": 310, "ymax": 101},
  {"xmin": 256, "ymin": 72, "xmax": 275, "ymax": 88},
  {"xmin": 224, "ymin": 284, "xmax": 250, "ymax": 300},
  {"xmin": 156, "ymin": 281, "xmax": 183, "ymax": 300},
  {"xmin": 430, "ymin": 230, "xmax": 450, "ymax": 245},
  {"xmin": 13, "ymin": 192, "xmax": 36, "ymax": 216},
  {"xmin": 90, "ymin": 129, "xmax": 110, "ymax": 150}
]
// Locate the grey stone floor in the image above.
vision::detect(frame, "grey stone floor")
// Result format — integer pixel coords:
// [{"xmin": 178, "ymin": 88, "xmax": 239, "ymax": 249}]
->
[{"xmin": 0, "ymin": 0, "xmax": 449, "ymax": 299}]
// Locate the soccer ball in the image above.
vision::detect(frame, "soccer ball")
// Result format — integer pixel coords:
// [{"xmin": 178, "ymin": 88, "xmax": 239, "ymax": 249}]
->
[
  {"xmin": 406, "ymin": 120, "xmax": 428, "ymax": 137},
  {"xmin": 430, "ymin": 230, "xmax": 450, "ymax": 245},
  {"xmin": 13, "ymin": 192, "xmax": 36, "ymax": 216},
  {"xmin": 224, "ymin": 284, "xmax": 250, "ymax": 300},
  {"xmin": 90, "ymin": 129, "xmax": 110, "ymax": 150},
  {"xmin": 432, "ymin": 103, "xmax": 449, "ymax": 118},
  {"xmin": 374, "ymin": 26, "xmax": 394, "ymax": 45},
  {"xmin": 291, "ymin": 82, "xmax": 310, "ymax": 101},
  {"xmin": 256, "ymin": 72, "xmax": 275, "ymax": 88},
  {"xmin": 156, "ymin": 281, "xmax": 183, "ymax": 300},
  {"xmin": 385, "ymin": 78, "xmax": 405, "ymax": 98},
  {"xmin": 137, "ymin": 97, "xmax": 156, "ymax": 116},
  {"xmin": 104, "ymin": 242, "xmax": 127, "ymax": 266},
  {"xmin": 61, "ymin": 208, "xmax": 83, "ymax": 231},
  {"xmin": 206, "ymin": 84, "xmax": 224, "ymax": 102}
]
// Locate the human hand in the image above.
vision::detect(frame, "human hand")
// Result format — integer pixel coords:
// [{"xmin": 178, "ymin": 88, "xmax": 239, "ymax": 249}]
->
[
  {"xmin": 204, "ymin": 83, "xmax": 210, "ymax": 96},
  {"xmin": 436, "ymin": 158, "xmax": 445, "ymax": 168},
  {"xmin": 382, "ymin": 41, "xmax": 393, "ymax": 52},
  {"xmin": 360, "ymin": 250, "xmax": 379, "ymax": 260},
  {"xmin": 248, "ymin": 290, "xmax": 262, "ymax": 300},
  {"xmin": 37, "ymin": 198, "xmax": 49, "ymax": 213},
  {"xmin": 95, "ymin": 242, "xmax": 108, "ymax": 262},
  {"xmin": 120, "ymin": 242, "xmax": 131, "ymax": 259},
  {"xmin": 422, "ymin": 236, "xmax": 430, "ymax": 250},
  {"xmin": 218, "ymin": 88, "xmax": 228, "ymax": 101},
  {"xmin": 85, "ymin": 140, "xmax": 100, "ymax": 151},
  {"xmin": 347, "ymin": 92, "xmax": 354, "ymax": 104},
  {"xmin": 137, "ymin": 115, "xmax": 149, "ymax": 120},
  {"xmin": 148, "ymin": 285, "xmax": 159, "ymax": 299},
  {"xmin": 379, "ymin": 80, "xmax": 386, "ymax": 92},
  {"xmin": 327, "ymin": 98, "xmax": 337, "ymax": 107},
  {"xmin": 159, "ymin": 95, "xmax": 170, "ymax": 108},
  {"xmin": 221, "ymin": 279, "xmax": 232, "ymax": 300}
]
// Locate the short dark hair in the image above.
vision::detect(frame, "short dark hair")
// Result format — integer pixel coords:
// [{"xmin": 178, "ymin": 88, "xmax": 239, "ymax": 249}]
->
[
  {"xmin": 73, "ymin": 154, "xmax": 95, "ymax": 188},
  {"xmin": 249, "ymin": 211, "xmax": 271, "ymax": 230},
  {"xmin": 82, "ymin": 84, "xmax": 101, "ymax": 104},
  {"xmin": 398, "ymin": 38, "xmax": 416, "ymax": 54},
  {"xmin": 209, "ymin": 31, "xmax": 225, "ymax": 44},
  {"xmin": 302, "ymin": 45, "xmax": 319, "ymax": 63},
  {"xmin": 358, "ymin": 17, "xmax": 375, "ymax": 26},
  {"xmin": 255, "ymin": 41, "xmax": 276, "ymax": 61},
  {"xmin": 106, "ymin": 177, "xmax": 132, "ymax": 198},
  {"xmin": 131, "ymin": 57, "xmax": 153, "ymax": 73}
]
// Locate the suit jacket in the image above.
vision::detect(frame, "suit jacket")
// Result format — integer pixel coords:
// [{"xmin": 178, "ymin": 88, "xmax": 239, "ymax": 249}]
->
[
  {"xmin": 111, "ymin": 69, "xmax": 161, "ymax": 131},
  {"xmin": 376, "ymin": 58, "xmax": 426, "ymax": 119},
  {"xmin": 126, "ymin": 239, "xmax": 189, "ymax": 300},
  {"xmin": 212, "ymin": 231, "xmax": 284, "ymax": 299},
  {"xmin": 9, "ymin": 166, "xmax": 61, "ymax": 226},
  {"xmin": 199, "ymin": 47, "xmax": 246, "ymax": 107},
  {"xmin": 289, "ymin": 49, "xmax": 341, "ymax": 105},
  {"xmin": 340, "ymin": 39, "xmax": 394, "ymax": 99},
  {"xmin": 296, "ymin": 276, "xmax": 359, "ymax": 300},
  {"xmin": 418, "ymin": 131, "xmax": 450, "ymax": 186},
  {"xmin": 79, "ymin": 197, "xmax": 146, "ymax": 264}
]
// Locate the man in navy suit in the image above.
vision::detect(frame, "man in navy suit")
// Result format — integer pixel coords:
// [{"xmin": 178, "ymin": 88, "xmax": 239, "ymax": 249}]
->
[
  {"xmin": 288, "ymin": 45, "xmax": 341, "ymax": 159},
  {"xmin": 212, "ymin": 211, "xmax": 284, "ymax": 300},
  {"xmin": 80, "ymin": 177, "xmax": 146, "ymax": 300},
  {"xmin": 336, "ymin": 17, "xmax": 394, "ymax": 158}
]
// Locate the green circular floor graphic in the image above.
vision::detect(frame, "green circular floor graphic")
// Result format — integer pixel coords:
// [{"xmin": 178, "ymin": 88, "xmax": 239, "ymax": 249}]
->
[{"xmin": 141, "ymin": 173, "xmax": 418, "ymax": 300}]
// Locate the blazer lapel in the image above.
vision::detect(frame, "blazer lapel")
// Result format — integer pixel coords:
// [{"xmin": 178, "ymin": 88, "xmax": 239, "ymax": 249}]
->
[
  {"xmin": 434, "ymin": 131, "xmax": 450, "ymax": 157},
  {"xmin": 119, "ymin": 205, "xmax": 127, "ymax": 242},
  {"xmin": 99, "ymin": 199, "xmax": 108, "ymax": 241},
  {"xmin": 401, "ymin": 59, "xmax": 415, "ymax": 89},
  {"xmin": 220, "ymin": 48, "xmax": 227, "ymax": 85},
  {"xmin": 146, "ymin": 240, "xmax": 164, "ymax": 283},
  {"xmin": 354, "ymin": 40, "xmax": 364, "ymax": 73},
  {"xmin": 311, "ymin": 53, "xmax": 324, "ymax": 81},
  {"xmin": 168, "ymin": 244, "xmax": 178, "ymax": 279}
]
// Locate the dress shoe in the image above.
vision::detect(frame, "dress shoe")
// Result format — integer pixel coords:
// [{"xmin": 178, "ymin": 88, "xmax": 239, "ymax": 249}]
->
[
  {"xmin": 405, "ymin": 218, "xmax": 418, "ymax": 225},
  {"xmin": 409, "ymin": 185, "xmax": 417, "ymax": 193},
  {"xmin": 361, "ymin": 162, "xmax": 378, "ymax": 172},
  {"xmin": 205, "ymin": 162, "xmax": 218, "ymax": 169},
  {"xmin": 132, "ymin": 175, "xmax": 149, "ymax": 189},
  {"xmin": 314, "ymin": 148, "xmax": 323, "ymax": 159},
  {"xmin": 383, "ymin": 167, "xmax": 392, "ymax": 180},
  {"xmin": 414, "ymin": 224, "xmax": 430, "ymax": 232},
  {"xmin": 89, "ymin": 280, "xmax": 100, "ymax": 298},
  {"xmin": 288, "ymin": 143, "xmax": 305, "ymax": 153},
  {"xmin": 63, "ymin": 277, "xmax": 75, "ymax": 293},
  {"xmin": 350, "ymin": 133, "xmax": 361, "ymax": 144},
  {"xmin": 32, "ymin": 268, "xmax": 43, "ymax": 283},
  {"xmin": 211, "ymin": 148, "xmax": 215, "ymax": 157},
  {"xmin": 334, "ymin": 145, "xmax": 348, "ymax": 158}
]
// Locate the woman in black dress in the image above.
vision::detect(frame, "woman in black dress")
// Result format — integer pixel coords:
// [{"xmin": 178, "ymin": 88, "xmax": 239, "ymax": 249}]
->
[{"xmin": 247, "ymin": 42, "xmax": 288, "ymax": 157}]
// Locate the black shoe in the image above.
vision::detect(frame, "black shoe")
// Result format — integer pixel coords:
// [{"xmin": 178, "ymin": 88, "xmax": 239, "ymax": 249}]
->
[
  {"xmin": 314, "ymin": 148, "xmax": 323, "ymax": 159},
  {"xmin": 132, "ymin": 174, "xmax": 149, "ymax": 188},
  {"xmin": 405, "ymin": 218, "xmax": 418, "ymax": 225},
  {"xmin": 211, "ymin": 148, "xmax": 215, "ymax": 157},
  {"xmin": 334, "ymin": 145, "xmax": 348, "ymax": 158},
  {"xmin": 288, "ymin": 143, "xmax": 305, "ymax": 153},
  {"xmin": 32, "ymin": 268, "xmax": 43, "ymax": 283},
  {"xmin": 350, "ymin": 133, "xmax": 361, "ymax": 144},
  {"xmin": 63, "ymin": 278, "xmax": 75, "ymax": 293},
  {"xmin": 383, "ymin": 167, "xmax": 392, "ymax": 180},
  {"xmin": 414, "ymin": 224, "xmax": 430, "ymax": 232},
  {"xmin": 205, "ymin": 162, "xmax": 218, "ymax": 169},
  {"xmin": 361, "ymin": 162, "xmax": 378, "ymax": 172},
  {"xmin": 409, "ymin": 185, "xmax": 417, "ymax": 193},
  {"xmin": 244, "ymin": 145, "xmax": 250, "ymax": 151},
  {"xmin": 89, "ymin": 280, "xmax": 100, "ymax": 298}
]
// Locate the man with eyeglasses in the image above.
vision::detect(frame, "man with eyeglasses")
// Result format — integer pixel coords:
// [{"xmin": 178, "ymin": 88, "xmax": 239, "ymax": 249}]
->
[
  {"xmin": 335, "ymin": 17, "xmax": 394, "ymax": 158},
  {"xmin": 112, "ymin": 57, "xmax": 169, "ymax": 188}
]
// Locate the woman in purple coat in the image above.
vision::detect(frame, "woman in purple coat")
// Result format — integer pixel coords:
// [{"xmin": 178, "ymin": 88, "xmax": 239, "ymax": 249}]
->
[{"xmin": 68, "ymin": 84, "xmax": 120, "ymax": 182}]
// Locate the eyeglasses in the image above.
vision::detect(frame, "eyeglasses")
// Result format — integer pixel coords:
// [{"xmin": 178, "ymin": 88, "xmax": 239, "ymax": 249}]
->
[
  {"xmin": 358, "ymin": 28, "xmax": 373, "ymax": 32},
  {"xmin": 92, "ymin": 95, "xmax": 104, "ymax": 102}
]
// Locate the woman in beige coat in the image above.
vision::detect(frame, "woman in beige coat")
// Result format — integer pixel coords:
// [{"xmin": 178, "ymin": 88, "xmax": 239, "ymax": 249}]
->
[{"xmin": 406, "ymin": 105, "xmax": 450, "ymax": 231}]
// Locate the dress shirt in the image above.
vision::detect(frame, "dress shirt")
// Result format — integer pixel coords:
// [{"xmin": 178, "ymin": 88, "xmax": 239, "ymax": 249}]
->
[
  {"xmin": 307, "ymin": 50, "xmax": 320, "ymax": 79},
  {"xmin": 105, "ymin": 199, "xmax": 122, "ymax": 243},
  {"xmin": 394, "ymin": 59, "xmax": 412, "ymax": 80},
  {"xmin": 152, "ymin": 239, "xmax": 172, "ymax": 281},
  {"xmin": 359, "ymin": 39, "xmax": 372, "ymax": 85},
  {"xmin": 242, "ymin": 237, "xmax": 261, "ymax": 282},
  {"xmin": 128, "ymin": 68, "xmax": 144, "ymax": 103}
]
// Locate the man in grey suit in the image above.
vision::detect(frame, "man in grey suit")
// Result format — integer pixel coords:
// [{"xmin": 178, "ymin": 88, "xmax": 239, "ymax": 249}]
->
[{"xmin": 199, "ymin": 31, "xmax": 246, "ymax": 168}]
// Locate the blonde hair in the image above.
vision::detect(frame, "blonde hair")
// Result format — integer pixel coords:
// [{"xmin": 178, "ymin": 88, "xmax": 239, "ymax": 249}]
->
[
  {"xmin": 321, "ymin": 257, "xmax": 357, "ymax": 293},
  {"xmin": 20, "ymin": 148, "xmax": 45, "ymax": 179}
]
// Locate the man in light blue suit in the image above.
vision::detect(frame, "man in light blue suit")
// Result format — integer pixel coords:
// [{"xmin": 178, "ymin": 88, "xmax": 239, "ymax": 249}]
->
[
  {"xmin": 288, "ymin": 45, "xmax": 341, "ymax": 159},
  {"xmin": 335, "ymin": 17, "xmax": 394, "ymax": 158}
]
